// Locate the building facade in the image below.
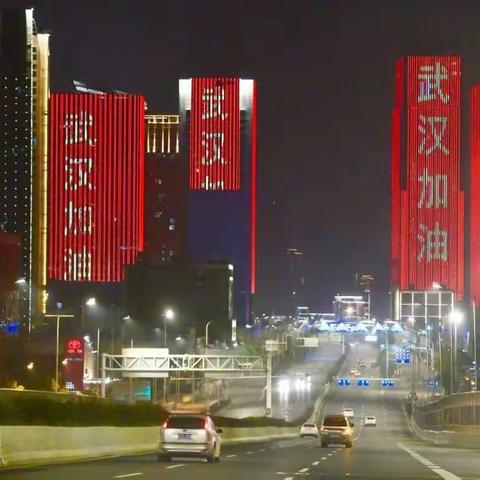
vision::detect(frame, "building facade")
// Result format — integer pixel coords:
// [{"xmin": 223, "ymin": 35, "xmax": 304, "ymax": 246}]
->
[
  {"xmin": 0, "ymin": 8, "xmax": 50, "ymax": 328},
  {"xmin": 144, "ymin": 114, "xmax": 185, "ymax": 263},
  {"xmin": 391, "ymin": 56, "xmax": 464, "ymax": 303},
  {"xmin": 48, "ymin": 93, "xmax": 145, "ymax": 282},
  {"xmin": 179, "ymin": 78, "xmax": 257, "ymax": 325},
  {"xmin": 470, "ymin": 85, "xmax": 480, "ymax": 302}
]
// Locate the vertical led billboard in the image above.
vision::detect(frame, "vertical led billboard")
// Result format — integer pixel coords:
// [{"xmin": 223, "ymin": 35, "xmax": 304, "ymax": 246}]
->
[
  {"xmin": 189, "ymin": 78, "xmax": 240, "ymax": 190},
  {"xmin": 470, "ymin": 86, "xmax": 480, "ymax": 300},
  {"xmin": 48, "ymin": 93, "xmax": 145, "ymax": 282},
  {"xmin": 391, "ymin": 56, "xmax": 464, "ymax": 299}
]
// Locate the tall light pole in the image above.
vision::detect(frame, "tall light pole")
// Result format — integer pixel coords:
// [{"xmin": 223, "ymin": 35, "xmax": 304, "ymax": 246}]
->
[
  {"xmin": 473, "ymin": 299, "xmax": 477, "ymax": 392},
  {"xmin": 45, "ymin": 310, "xmax": 74, "ymax": 392},
  {"xmin": 449, "ymin": 310, "xmax": 463, "ymax": 394},
  {"xmin": 163, "ymin": 308, "xmax": 174, "ymax": 347},
  {"xmin": 83, "ymin": 297, "xmax": 99, "ymax": 378},
  {"xmin": 205, "ymin": 321, "xmax": 213, "ymax": 353}
]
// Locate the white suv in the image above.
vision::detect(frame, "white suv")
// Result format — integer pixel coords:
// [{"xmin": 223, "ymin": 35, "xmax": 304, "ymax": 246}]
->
[
  {"xmin": 300, "ymin": 423, "xmax": 319, "ymax": 438},
  {"xmin": 158, "ymin": 414, "xmax": 222, "ymax": 463}
]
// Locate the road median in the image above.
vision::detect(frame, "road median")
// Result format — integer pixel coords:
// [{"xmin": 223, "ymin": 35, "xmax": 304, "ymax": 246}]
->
[{"xmin": 0, "ymin": 423, "xmax": 299, "ymax": 469}]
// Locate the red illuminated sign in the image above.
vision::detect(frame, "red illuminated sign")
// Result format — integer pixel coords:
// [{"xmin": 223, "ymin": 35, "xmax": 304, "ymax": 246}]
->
[
  {"xmin": 66, "ymin": 338, "xmax": 83, "ymax": 355},
  {"xmin": 391, "ymin": 56, "xmax": 464, "ymax": 298},
  {"xmin": 48, "ymin": 94, "xmax": 145, "ymax": 282},
  {"xmin": 189, "ymin": 78, "xmax": 240, "ymax": 190}
]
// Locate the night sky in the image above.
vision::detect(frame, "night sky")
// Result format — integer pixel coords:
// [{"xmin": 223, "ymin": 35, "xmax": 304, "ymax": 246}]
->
[{"xmin": 6, "ymin": 0, "xmax": 480, "ymax": 315}]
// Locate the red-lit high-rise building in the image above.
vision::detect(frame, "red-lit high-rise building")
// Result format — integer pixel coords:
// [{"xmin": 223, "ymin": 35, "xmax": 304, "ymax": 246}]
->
[
  {"xmin": 391, "ymin": 56, "xmax": 464, "ymax": 316},
  {"xmin": 48, "ymin": 93, "xmax": 145, "ymax": 282},
  {"xmin": 470, "ymin": 86, "xmax": 480, "ymax": 301},
  {"xmin": 179, "ymin": 78, "xmax": 257, "ymax": 325}
]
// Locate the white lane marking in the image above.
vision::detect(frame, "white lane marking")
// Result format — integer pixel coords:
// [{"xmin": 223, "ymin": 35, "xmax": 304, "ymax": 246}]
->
[
  {"xmin": 113, "ymin": 474, "xmax": 143, "ymax": 479},
  {"xmin": 321, "ymin": 456, "xmax": 327, "ymax": 460},
  {"xmin": 226, "ymin": 454, "xmax": 237, "ymax": 458},
  {"xmin": 246, "ymin": 451, "xmax": 253, "ymax": 454},
  {"xmin": 260, "ymin": 448, "xmax": 266, "ymax": 452},
  {"xmin": 165, "ymin": 464, "xmax": 185, "ymax": 469},
  {"xmin": 299, "ymin": 467, "xmax": 309, "ymax": 473},
  {"xmin": 284, "ymin": 477, "xmax": 294, "ymax": 480},
  {"xmin": 398, "ymin": 444, "xmax": 461, "ymax": 480},
  {"xmin": 327, "ymin": 453, "xmax": 332, "ymax": 456},
  {"xmin": 312, "ymin": 461, "xmax": 320, "ymax": 466}
]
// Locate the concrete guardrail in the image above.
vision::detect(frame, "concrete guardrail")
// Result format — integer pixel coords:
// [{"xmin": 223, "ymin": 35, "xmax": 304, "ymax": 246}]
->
[
  {"xmin": 404, "ymin": 405, "xmax": 480, "ymax": 449},
  {"xmin": 0, "ymin": 424, "xmax": 299, "ymax": 469}
]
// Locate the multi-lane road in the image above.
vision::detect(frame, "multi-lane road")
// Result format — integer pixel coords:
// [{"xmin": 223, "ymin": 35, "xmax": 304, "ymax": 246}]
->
[
  {"xmin": 216, "ymin": 342, "xmax": 342, "ymax": 419},
  {"xmin": 3, "ymin": 343, "xmax": 480, "ymax": 479}
]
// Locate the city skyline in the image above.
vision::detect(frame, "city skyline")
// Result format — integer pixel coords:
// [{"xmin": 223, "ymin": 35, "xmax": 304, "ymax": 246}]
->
[{"xmin": 6, "ymin": 0, "xmax": 480, "ymax": 314}]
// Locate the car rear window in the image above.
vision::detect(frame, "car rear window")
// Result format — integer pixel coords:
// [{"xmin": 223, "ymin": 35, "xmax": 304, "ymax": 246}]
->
[
  {"xmin": 166, "ymin": 417, "xmax": 205, "ymax": 429},
  {"xmin": 323, "ymin": 416, "xmax": 347, "ymax": 427}
]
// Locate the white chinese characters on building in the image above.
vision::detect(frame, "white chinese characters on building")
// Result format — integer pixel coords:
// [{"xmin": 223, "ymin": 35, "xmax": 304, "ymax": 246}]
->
[
  {"xmin": 63, "ymin": 112, "xmax": 97, "ymax": 281},
  {"xmin": 416, "ymin": 62, "xmax": 451, "ymax": 264},
  {"xmin": 417, "ymin": 62, "xmax": 450, "ymax": 104}
]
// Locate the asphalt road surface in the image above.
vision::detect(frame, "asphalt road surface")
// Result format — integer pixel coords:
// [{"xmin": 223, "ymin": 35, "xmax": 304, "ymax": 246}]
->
[
  {"xmin": 216, "ymin": 342, "xmax": 343, "ymax": 419},
  {"xmin": 4, "ymin": 343, "xmax": 480, "ymax": 480}
]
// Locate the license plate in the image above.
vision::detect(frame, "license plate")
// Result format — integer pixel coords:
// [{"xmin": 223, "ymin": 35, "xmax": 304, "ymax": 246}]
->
[{"xmin": 178, "ymin": 433, "xmax": 192, "ymax": 440}]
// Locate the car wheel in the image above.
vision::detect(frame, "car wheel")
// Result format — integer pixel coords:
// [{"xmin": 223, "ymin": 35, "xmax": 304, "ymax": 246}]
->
[
  {"xmin": 157, "ymin": 454, "xmax": 170, "ymax": 462},
  {"xmin": 207, "ymin": 446, "xmax": 215, "ymax": 463},
  {"xmin": 345, "ymin": 442, "xmax": 352, "ymax": 448},
  {"xmin": 215, "ymin": 456, "xmax": 220, "ymax": 463},
  {"xmin": 321, "ymin": 442, "xmax": 328, "ymax": 448}
]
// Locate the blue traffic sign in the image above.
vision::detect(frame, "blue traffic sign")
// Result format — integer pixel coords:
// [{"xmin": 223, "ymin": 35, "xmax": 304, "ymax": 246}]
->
[
  {"xmin": 337, "ymin": 378, "xmax": 351, "ymax": 387},
  {"xmin": 396, "ymin": 346, "xmax": 411, "ymax": 365},
  {"xmin": 357, "ymin": 378, "xmax": 369, "ymax": 387},
  {"xmin": 427, "ymin": 379, "xmax": 438, "ymax": 388},
  {"xmin": 381, "ymin": 378, "xmax": 395, "ymax": 387}
]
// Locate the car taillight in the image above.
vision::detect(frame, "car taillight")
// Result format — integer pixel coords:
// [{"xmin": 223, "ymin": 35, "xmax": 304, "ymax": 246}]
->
[{"xmin": 162, "ymin": 421, "xmax": 168, "ymax": 429}]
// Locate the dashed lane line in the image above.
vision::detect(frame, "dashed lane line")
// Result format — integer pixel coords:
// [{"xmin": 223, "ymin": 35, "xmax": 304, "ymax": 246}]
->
[
  {"xmin": 165, "ymin": 464, "xmax": 185, "ymax": 470},
  {"xmin": 398, "ymin": 443, "xmax": 461, "ymax": 480},
  {"xmin": 299, "ymin": 467, "xmax": 309, "ymax": 473},
  {"xmin": 226, "ymin": 454, "xmax": 237, "ymax": 458},
  {"xmin": 113, "ymin": 474, "xmax": 143, "ymax": 478},
  {"xmin": 312, "ymin": 461, "xmax": 320, "ymax": 466}
]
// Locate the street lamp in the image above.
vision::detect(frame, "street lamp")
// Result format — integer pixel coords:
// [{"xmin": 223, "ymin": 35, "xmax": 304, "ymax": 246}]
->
[
  {"xmin": 86, "ymin": 297, "xmax": 96, "ymax": 307},
  {"xmin": 163, "ymin": 308, "xmax": 175, "ymax": 347},
  {"xmin": 205, "ymin": 321, "xmax": 213, "ymax": 352},
  {"xmin": 45, "ymin": 309, "xmax": 75, "ymax": 392},
  {"xmin": 82, "ymin": 297, "xmax": 99, "ymax": 379},
  {"xmin": 449, "ymin": 310, "xmax": 464, "ymax": 393}
]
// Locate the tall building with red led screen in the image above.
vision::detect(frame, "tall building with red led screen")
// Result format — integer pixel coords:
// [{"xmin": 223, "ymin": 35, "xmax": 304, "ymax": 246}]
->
[
  {"xmin": 391, "ymin": 56, "xmax": 464, "ymax": 299},
  {"xmin": 48, "ymin": 93, "xmax": 145, "ymax": 282},
  {"xmin": 189, "ymin": 78, "xmax": 241, "ymax": 191},
  {"xmin": 179, "ymin": 78, "xmax": 256, "ymax": 324},
  {"xmin": 470, "ymin": 85, "xmax": 480, "ymax": 301}
]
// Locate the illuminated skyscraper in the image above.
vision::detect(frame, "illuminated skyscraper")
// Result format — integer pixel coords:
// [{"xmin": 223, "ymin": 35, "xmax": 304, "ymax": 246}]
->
[
  {"xmin": 48, "ymin": 93, "xmax": 145, "ymax": 282},
  {"xmin": 179, "ymin": 78, "xmax": 257, "ymax": 324},
  {"xmin": 144, "ymin": 114, "xmax": 185, "ymax": 263},
  {"xmin": 0, "ymin": 8, "xmax": 50, "ymax": 328},
  {"xmin": 391, "ymin": 56, "xmax": 464, "ymax": 300}
]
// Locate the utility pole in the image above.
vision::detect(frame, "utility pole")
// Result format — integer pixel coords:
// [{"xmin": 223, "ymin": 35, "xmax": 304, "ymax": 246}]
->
[
  {"xmin": 265, "ymin": 351, "xmax": 272, "ymax": 417},
  {"xmin": 45, "ymin": 313, "xmax": 74, "ymax": 392},
  {"xmin": 473, "ymin": 299, "xmax": 477, "ymax": 392},
  {"xmin": 385, "ymin": 328, "xmax": 389, "ymax": 378}
]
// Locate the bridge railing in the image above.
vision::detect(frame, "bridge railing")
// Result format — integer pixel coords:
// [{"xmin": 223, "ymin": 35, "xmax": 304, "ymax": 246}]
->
[{"xmin": 412, "ymin": 391, "xmax": 480, "ymax": 430}]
